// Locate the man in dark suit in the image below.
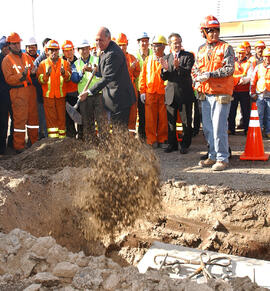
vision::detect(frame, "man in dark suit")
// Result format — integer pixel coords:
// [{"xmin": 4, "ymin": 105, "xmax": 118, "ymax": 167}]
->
[
  {"xmin": 160, "ymin": 33, "xmax": 195, "ymax": 154},
  {"xmin": 79, "ymin": 27, "xmax": 136, "ymax": 127}
]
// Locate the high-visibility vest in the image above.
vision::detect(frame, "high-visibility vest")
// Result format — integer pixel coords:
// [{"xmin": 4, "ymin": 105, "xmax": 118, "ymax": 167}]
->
[
  {"xmin": 38, "ymin": 58, "xmax": 70, "ymax": 98},
  {"xmin": 6, "ymin": 53, "xmax": 32, "ymax": 87},
  {"xmin": 139, "ymin": 55, "xmax": 165, "ymax": 94},
  {"xmin": 135, "ymin": 49, "xmax": 153, "ymax": 90},
  {"xmin": 249, "ymin": 55, "xmax": 263, "ymax": 69},
  {"xmin": 74, "ymin": 55, "xmax": 100, "ymax": 94},
  {"xmin": 254, "ymin": 63, "xmax": 270, "ymax": 93},
  {"xmin": 196, "ymin": 41, "xmax": 234, "ymax": 96},
  {"xmin": 233, "ymin": 59, "xmax": 251, "ymax": 91}
]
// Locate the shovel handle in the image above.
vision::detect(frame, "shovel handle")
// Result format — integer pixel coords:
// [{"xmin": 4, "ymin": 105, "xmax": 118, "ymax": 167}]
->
[{"xmin": 82, "ymin": 65, "xmax": 98, "ymax": 92}]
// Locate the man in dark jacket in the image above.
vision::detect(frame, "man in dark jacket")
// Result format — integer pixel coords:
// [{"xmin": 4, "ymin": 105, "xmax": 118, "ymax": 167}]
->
[
  {"xmin": 160, "ymin": 33, "xmax": 195, "ymax": 154},
  {"xmin": 79, "ymin": 27, "xmax": 136, "ymax": 127},
  {"xmin": 0, "ymin": 36, "xmax": 13, "ymax": 154}
]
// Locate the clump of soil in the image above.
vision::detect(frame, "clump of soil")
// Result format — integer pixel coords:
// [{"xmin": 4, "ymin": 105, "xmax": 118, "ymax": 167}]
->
[{"xmin": 74, "ymin": 125, "xmax": 161, "ymax": 238}]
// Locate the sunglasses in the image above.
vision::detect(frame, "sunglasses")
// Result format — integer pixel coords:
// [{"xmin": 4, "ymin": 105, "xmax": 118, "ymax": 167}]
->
[
  {"xmin": 152, "ymin": 44, "xmax": 163, "ymax": 48},
  {"xmin": 205, "ymin": 28, "xmax": 219, "ymax": 34}
]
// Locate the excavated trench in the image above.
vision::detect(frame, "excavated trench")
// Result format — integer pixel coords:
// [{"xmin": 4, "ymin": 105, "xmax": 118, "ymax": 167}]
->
[{"xmin": 1, "ymin": 132, "xmax": 270, "ymax": 271}]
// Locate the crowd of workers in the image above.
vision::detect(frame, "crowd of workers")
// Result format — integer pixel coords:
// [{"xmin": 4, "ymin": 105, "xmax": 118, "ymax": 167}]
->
[{"xmin": 0, "ymin": 16, "xmax": 270, "ymax": 172}]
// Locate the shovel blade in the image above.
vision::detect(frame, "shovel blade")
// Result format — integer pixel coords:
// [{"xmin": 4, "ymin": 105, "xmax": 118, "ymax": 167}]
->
[{"xmin": 66, "ymin": 102, "xmax": 82, "ymax": 125}]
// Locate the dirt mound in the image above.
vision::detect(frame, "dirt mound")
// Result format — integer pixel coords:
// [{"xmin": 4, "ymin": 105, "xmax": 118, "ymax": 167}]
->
[
  {"xmin": 0, "ymin": 126, "xmax": 161, "ymax": 255},
  {"xmin": 0, "ymin": 138, "xmax": 95, "ymax": 172}
]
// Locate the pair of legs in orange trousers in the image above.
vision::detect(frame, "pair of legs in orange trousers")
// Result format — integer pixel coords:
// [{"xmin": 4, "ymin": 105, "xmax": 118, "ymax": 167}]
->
[{"xmin": 145, "ymin": 92, "xmax": 168, "ymax": 145}]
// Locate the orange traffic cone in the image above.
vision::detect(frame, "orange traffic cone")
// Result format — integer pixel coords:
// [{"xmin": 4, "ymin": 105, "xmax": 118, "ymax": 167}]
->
[{"xmin": 240, "ymin": 102, "xmax": 269, "ymax": 161}]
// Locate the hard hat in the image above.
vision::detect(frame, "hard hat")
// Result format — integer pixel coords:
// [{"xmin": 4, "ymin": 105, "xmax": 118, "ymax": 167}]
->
[
  {"xmin": 200, "ymin": 15, "xmax": 220, "ymax": 29},
  {"xmin": 241, "ymin": 41, "xmax": 251, "ymax": 48},
  {"xmin": 7, "ymin": 32, "xmax": 22, "ymax": 43},
  {"xmin": 137, "ymin": 32, "xmax": 150, "ymax": 41},
  {"xmin": 236, "ymin": 44, "xmax": 246, "ymax": 53},
  {"xmin": 152, "ymin": 35, "xmax": 167, "ymax": 45},
  {"xmin": 111, "ymin": 36, "xmax": 116, "ymax": 42},
  {"xmin": 46, "ymin": 40, "xmax": 60, "ymax": 50},
  {"xmin": 25, "ymin": 36, "xmax": 37, "ymax": 46},
  {"xmin": 0, "ymin": 36, "xmax": 7, "ymax": 50},
  {"xmin": 77, "ymin": 39, "xmax": 90, "ymax": 48},
  {"xmin": 62, "ymin": 40, "xmax": 74, "ymax": 50},
  {"xmin": 262, "ymin": 47, "xmax": 270, "ymax": 57},
  {"xmin": 116, "ymin": 33, "xmax": 128, "ymax": 45},
  {"xmin": 254, "ymin": 40, "xmax": 266, "ymax": 48}
]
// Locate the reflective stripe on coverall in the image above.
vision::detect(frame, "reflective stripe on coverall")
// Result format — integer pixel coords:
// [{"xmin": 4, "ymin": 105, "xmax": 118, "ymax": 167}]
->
[
  {"xmin": 139, "ymin": 55, "xmax": 168, "ymax": 145},
  {"xmin": 1, "ymin": 53, "xmax": 39, "ymax": 150}
]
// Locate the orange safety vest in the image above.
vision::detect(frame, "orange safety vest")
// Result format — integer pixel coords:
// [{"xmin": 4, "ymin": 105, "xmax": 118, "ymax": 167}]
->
[
  {"xmin": 38, "ymin": 58, "xmax": 70, "ymax": 98},
  {"xmin": 252, "ymin": 63, "xmax": 270, "ymax": 93},
  {"xmin": 6, "ymin": 53, "xmax": 32, "ymax": 87},
  {"xmin": 249, "ymin": 55, "xmax": 263, "ymax": 69},
  {"xmin": 196, "ymin": 41, "xmax": 234, "ymax": 96},
  {"xmin": 139, "ymin": 55, "xmax": 165, "ymax": 94},
  {"xmin": 233, "ymin": 59, "xmax": 251, "ymax": 91},
  {"xmin": 125, "ymin": 53, "xmax": 140, "ymax": 84}
]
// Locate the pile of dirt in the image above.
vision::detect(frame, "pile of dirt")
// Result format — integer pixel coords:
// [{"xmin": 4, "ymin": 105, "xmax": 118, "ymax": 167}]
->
[{"xmin": 0, "ymin": 126, "xmax": 161, "ymax": 254}]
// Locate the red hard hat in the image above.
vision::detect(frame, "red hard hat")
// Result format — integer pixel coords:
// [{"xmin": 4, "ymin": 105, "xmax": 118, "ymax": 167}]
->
[
  {"xmin": 254, "ymin": 40, "xmax": 266, "ymax": 48},
  {"xmin": 236, "ymin": 44, "xmax": 246, "ymax": 53},
  {"xmin": 116, "ymin": 33, "xmax": 128, "ymax": 45},
  {"xmin": 46, "ymin": 40, "xmax": 60, "ymax": 50},
  {"xmin": 62, "ymin": 40, "xmax": 74, "ymax": 50},
  {"xmin": 241, "ymin": 41, "xmax": 251, "ymax": 48},
  {"xmin": 7, "ymin": 32, "xmax": 22, "ymax": 43},
  {"xmin": 200, "ymin": 15, "xmax": 220, "ymax": 29}
]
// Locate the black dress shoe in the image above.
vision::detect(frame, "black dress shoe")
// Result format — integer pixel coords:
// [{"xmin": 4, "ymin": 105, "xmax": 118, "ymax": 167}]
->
[
  {"xmin": 180, "ymin": 147, "xmax": 188, "ymax": 154},
  {"xmin": 164, "ymin": 144, "xmax": 178, "ymax": 153}
]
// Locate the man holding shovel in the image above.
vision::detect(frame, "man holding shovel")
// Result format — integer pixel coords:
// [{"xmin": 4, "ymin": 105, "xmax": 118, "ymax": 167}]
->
[{"xmin": 78, "ymin": 27, "xmax": 136, "ymax": 128}]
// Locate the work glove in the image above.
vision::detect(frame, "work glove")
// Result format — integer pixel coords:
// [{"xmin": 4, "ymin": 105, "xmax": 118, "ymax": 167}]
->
[
  {"xmin": 140, "ymin": 93, "xmax": 146, "ymax": 104},
  {"xmin": 196, "ymin": 72, "xmax": 210, "ymax": 83}
]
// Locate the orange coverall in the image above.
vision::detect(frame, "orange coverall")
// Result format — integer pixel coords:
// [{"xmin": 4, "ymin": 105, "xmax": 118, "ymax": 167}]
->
[
  {"xmin": 125, "ymin": 52, "xmax": 140, "ymax": 133},
  {"xmin": 1, "ymin": 52, "xmax": 39, "ymax": 150},
  {"xmin": 37, "ymin": 58, "xmax": 71, "ymax": 138},
  {"xmin": 139, "ymin": 55, "xmax": 168, "ymax": 145}
]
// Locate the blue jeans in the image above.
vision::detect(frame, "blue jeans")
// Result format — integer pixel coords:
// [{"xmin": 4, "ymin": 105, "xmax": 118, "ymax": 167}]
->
[
  {"xmin": 256, "ymin": 96, "xmax": 270, "ymax": 134},
  {"xmin": 201, "ymin": 94, "xmax": 231, "ymax": 163}
]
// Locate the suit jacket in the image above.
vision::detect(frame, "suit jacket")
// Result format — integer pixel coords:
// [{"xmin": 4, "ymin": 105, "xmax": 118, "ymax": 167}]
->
[
  {"xmin": 89, "ymin": 41, "xmax": 136, "ymax": 113},
  {"xmin": 161, "ymin": 50, "xmax": 195, "ymax": 105}
]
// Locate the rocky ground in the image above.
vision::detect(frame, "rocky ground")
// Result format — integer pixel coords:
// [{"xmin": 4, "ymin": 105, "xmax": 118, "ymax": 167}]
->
[{"xmin": 0, "ymin": 126, "xmax": 269, "ymax": 290}]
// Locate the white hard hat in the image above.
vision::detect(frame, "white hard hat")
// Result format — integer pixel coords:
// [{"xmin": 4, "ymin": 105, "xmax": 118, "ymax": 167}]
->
[
  {"xmin": 25, "ymin": 36, "xmax": 37, "ymax": 46},
  {"xmin": 77, "ymin": 39, "xmax": 90, "ymax": 48}
]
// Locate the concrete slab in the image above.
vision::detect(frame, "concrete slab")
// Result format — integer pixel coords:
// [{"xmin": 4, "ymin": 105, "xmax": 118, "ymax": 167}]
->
[{"xmin": 137, "ymin": 241, "xmax": 270, "ymax": 289}]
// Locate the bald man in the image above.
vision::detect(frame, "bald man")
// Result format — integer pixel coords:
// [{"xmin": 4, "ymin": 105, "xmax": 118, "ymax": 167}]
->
[{"xmin": 79, "ymin": 27, "xmax": 136, "ymax": 127}]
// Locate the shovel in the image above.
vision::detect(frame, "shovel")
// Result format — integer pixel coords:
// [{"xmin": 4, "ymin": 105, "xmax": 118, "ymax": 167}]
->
[{"xmin": 66, "ymin": 66, "xmax": 98, "ymax": 124}]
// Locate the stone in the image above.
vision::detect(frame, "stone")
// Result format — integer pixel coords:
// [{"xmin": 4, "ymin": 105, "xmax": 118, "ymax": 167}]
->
[
  {"xmin": 23, "ymin": 283, "xmax": 42, "ymax": 291},
  {"xmin": 33, "ymin": 272, "xmax": 60, "ymax": 287},
  {"xmin": 102, "ymin": 272, "xmax": 120, "ymax": 290},
  {"xmin": 53, "ymin": 262, "xmax": 79, "ymax": 278}
]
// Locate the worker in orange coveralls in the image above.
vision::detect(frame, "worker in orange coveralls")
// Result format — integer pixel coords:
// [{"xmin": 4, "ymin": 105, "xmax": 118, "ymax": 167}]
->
[
  {"xmin": 37, "ymin": 40, "xmax": 71, "ymax": 138},
  {"xmin": 139, "ymin": 35, "xmax": 168, "ymax": 148},
  {"xmin": 1, "ymin": 32, "xmax": 39, "ymax": 153},
  {"xmin": 116, "ymin": 33, "xmax": 140, "ymax": 135}
]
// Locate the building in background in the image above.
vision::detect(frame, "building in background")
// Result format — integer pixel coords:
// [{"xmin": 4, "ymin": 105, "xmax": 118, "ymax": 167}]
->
[{"xmin": 218, "ymin": 0, "xmax": 270, "ymax": 50}]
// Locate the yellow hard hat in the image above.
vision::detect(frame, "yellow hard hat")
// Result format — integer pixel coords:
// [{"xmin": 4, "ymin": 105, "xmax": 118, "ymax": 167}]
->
[
  {"xmin": 152, "ymin": 35, "xmax": 167, "ymax": 45},
  {"xmin": 262, "ymin": 47, "xmax": 270, "ymax": 57}
]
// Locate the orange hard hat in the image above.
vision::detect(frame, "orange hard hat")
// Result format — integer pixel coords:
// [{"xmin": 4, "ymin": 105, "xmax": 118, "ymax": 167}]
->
[
  {"xmin": 254, "ymin": 40, "xmax": 266, "ymax": 48},
  {"xmin": 46, "ymin": 40, "xmax": 60, "ymax": 50},
  {"xmin": 116, "ymin": 33, "xmax": 128, "ymax": 45},
  {"xmin": 236, "ymin": 44, "xmax": 246, "ymax": 53},
  {"xmin": 62, "ymin": 40, "xmax": 74, "ymax": 50},
  {"xmin": 7, "ymin": 32, "xmax": 22, "ymax": 43},
  {"xmin": 241, "ymin": 41, "xmax": 251, "ymax": 48},
  {"xmin": 111, "ymin": 36, "xmax": 116, "ymax": 42},
  {"xmin": 262, "ymin": 47, "xmax": 270, "ymax": 57},
  {"xmin": 200, "ymin": 15, "xmax": 220, "ymax": 30}
]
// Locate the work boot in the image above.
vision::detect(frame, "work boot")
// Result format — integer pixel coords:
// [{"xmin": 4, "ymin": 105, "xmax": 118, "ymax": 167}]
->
[
  {"xmin": 198, "ymin": 158, "xmax": 216, "ymax": 167},
  {"xmin": 212, "ymin": 161, "xmax": 229, "ymax": 171}
]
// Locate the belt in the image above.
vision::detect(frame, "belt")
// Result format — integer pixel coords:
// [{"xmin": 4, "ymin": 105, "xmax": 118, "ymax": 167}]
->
[{"xmin": 10, "ymin": 82, "xmax": 32, "ymax": 89}]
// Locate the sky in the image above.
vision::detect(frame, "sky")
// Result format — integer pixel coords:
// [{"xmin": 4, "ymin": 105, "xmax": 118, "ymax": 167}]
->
[{"xmin": 0, "ymin": 0, "xmax": 235, "ymax": 54}]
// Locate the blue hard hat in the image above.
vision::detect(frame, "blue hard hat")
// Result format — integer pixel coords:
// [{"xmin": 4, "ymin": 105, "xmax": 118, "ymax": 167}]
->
[
  {"xmin": 0, "ymin": 36, "xmax": 7, "ymax": 50},
  {"xmin": 137, "ymin": 32, "xmax": 150, "ymax": 41}
]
